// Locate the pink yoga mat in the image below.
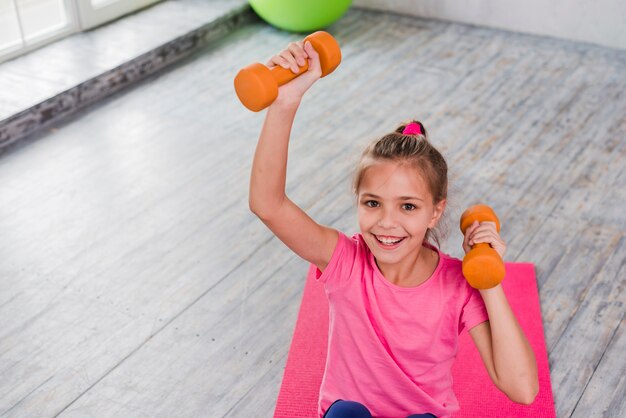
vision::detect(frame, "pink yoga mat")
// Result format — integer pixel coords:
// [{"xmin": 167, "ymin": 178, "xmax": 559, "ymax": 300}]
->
[{"xmin": 274, "ymin": 262, "xmax": 556, "ymax": 418}]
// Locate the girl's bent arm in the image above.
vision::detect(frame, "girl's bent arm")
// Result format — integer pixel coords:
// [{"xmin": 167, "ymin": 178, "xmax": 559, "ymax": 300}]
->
[
  {"xmin": 249, "ymin": 99, "xmax": 338, "ymax": 271},
  {"xmin": 469, "ymin": 286, "xmax": 539, "ymax": 404}
]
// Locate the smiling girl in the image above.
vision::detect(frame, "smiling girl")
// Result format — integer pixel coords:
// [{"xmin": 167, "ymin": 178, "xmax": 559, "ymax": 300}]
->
[{"xmin": 249, "ymin": 40, "xmax": 538, "ymax": 418}]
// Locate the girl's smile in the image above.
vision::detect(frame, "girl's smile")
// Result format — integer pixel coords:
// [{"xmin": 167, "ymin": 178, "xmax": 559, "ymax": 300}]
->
[{"xmin": 373, "ymin": 234, "xmax": 406, "ymax": 248}]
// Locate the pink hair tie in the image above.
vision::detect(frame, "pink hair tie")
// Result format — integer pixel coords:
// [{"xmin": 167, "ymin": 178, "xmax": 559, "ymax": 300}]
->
[{"xmin": 402, "ymin": 122, "xmax": 423, "ymax": 135}]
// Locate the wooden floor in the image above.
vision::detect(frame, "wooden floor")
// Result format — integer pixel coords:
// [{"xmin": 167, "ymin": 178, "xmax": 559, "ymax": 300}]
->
[{"xmin": 0, "ymin": 8, "xmax": 625, "ymax": 418}]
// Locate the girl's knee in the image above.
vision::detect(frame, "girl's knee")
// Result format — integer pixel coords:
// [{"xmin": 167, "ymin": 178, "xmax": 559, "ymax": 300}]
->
[{"xmin": 324, "ymin": 400, "xmax": 372, "ymax": 418}]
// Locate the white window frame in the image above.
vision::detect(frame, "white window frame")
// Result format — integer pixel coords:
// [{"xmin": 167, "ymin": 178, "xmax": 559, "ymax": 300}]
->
[
  {"xmin": 0, "ymin": 0, "xmax": 79, "ymax": 63},
  {"xmin": 0, "ymin": 0, "xmax": 161, "ymax": 64}
]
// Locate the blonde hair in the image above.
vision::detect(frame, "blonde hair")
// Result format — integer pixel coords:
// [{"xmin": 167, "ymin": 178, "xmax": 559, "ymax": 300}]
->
[{"xmin": 353, "ymin": 120, "xmax": 448, "ymax": 247}]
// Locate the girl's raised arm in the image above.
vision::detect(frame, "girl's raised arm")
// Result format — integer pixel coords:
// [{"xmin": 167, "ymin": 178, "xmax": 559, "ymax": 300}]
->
[{"xmin": 249, "ymin": 41, "xmax": 338, "ymax": 271}]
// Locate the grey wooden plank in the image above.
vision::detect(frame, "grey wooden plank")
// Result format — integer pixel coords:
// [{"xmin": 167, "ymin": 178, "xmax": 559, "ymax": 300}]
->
[
  {"xmin": 548, "ymin": 237, "xmax": 625, "ymax": 417},
  {"xmin": 51, "ymin": 244, "xmax": 309, "ymax": 418},
  {"xmin": 571, "ymin": 316, "xmax": 626, "ymax": 418},
  {"xmin": 221, "ymin": 353, "xmax": 288, "ymax": 418}
]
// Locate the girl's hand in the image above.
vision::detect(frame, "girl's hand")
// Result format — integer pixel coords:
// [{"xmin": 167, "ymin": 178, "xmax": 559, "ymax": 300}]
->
[
  {"xmin": 266, "ymin": 41, "xmax": 322, "ymax": 105},
  {"xmin": 462, "ymin": 221, "xmax": 507, "ymax": 258}
]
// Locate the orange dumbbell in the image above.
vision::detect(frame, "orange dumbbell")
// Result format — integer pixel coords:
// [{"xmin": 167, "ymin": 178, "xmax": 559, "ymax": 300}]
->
[
  {"xmin": 234, "ymin": 31, "xmax": 341, "ymax": 112},
  {"xmin": 459, "ymin": 204, "xmax": 506, "ymax": 289}
]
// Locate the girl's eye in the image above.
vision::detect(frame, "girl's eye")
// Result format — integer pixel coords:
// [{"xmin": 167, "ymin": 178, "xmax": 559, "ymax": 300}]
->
[
  {"xmin": 402, "ymin": 203, "xmax": 416, "ymax": 211},
  {"xmin": 364, "ymin": 200, "xmax": 379, "ymax": 208}
]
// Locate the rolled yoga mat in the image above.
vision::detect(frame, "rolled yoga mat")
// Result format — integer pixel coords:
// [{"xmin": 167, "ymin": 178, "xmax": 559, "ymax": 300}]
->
[{"xmin": 274, "ymin": 262, "xmax": 556, "ymax": 417}]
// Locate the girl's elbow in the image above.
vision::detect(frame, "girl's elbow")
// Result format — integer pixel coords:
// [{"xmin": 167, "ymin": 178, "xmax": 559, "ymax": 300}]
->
[
  {"xmin": 249, "ymin": 198, "xmax": 267, "ymax": 220},
  {"xmin": 508, "ymin": 379, "xmax": 539, "ymax": 405},
  {"xmin": 249, "ymin": 191, "xmax": 285, "ymax": 220},
  {"xmin": 248, "ymin": 196, "xmax": 277, "ymax": 221},
  {"xmin": 248, "ymin": 196, "xmax": 258, "ymax": 215}
]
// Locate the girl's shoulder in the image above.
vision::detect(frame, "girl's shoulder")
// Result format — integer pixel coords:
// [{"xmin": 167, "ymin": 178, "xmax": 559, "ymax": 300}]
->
[
  {"xmin": 438, "ymin": 251, "xmax": 463, "ymax": 271},
  {"xmin": 434, "ymin": 250, "xmax": 472, "ymax": 291},
  {"xmin": 316, "ymin": 232, "xmax": 369, "ymax": 287},
  {"xmin": 424, "ymin": 243, "xmax": 463, "ymax": 273}
]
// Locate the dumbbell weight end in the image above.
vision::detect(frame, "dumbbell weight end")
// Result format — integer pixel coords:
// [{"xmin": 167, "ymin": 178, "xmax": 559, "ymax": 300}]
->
[
  {"xmin": 234, "ymin": 61, "xmax": 310, "ymax": 112},
  {"xmin": 462, "ymin": 243, "xmax": 506, "ymax": 289}
]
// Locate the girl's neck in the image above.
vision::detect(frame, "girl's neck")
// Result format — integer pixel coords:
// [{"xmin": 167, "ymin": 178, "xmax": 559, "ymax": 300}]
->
[{"xmin": 376, "ymin": 245, "xmax": 440, "ymax": 288}]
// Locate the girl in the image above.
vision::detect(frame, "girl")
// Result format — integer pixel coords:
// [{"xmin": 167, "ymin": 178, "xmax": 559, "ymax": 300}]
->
[{"xmin": 249, "ymin": 40, "xmax": 538, "ymax": 418}]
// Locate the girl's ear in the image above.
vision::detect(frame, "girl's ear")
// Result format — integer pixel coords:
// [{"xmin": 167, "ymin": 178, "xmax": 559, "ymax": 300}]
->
[{"xmin": 428, "ymin": 199, "xmax": 447, "ymax": 228}]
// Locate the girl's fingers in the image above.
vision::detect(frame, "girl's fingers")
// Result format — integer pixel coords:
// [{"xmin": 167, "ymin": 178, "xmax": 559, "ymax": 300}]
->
[
  {"xmin": 266, "ymin": 49, "xmax": 300, "ymax": 73},
  {"xmin": 266, "ymin": 39, "xmax": 322, "ymax": 103},
  {"xmin": 467, "ymin": 222, "xmax": 500, "ymax": 245},
  {"xmin": 462, "ymin": 221, "xmax": 480, "ymax": 252},
  {"xmin": 480, "ymin": 222, "xmax": 498, "ymax": 235},
  {"xmin": 463, "ymin": 221, "xmax": 506, "ymax": 257},
  {"xmin": 465, "ymin": 221, "xmax": 480, "ymax": 237},
  {"xmin": 267, "ymin": 55, "xmax": 288, "ymax": 69},
  {"xmin": 304, "ymin": 41, "xmax": 321, "ymax": 72},
  {"xmin": 464, "ymin": 221, "xmax": 479, "ymax": 240},
  {"xmin": 304, "ymin": 41, "xmax": 318, "ymax": 58},
  {"xmin": 265, "ymin": 56, "xmax": 278, "ymax": 68},
  {"xmin": 469, "ymin": 227, "xmax": 499, "ymax": 242},
  {"xmin": 267, "ymin": 40, "xmax": 320, "ymax": 76},
  {"xmin": 469, "ymin": 232, "xmax": 496, "ymax": 246},
  {"xmin": 288, "ymin": 42, "xmax": 308, "ymax": 67},
  {"xmin": 279, "ymin": 50, "xmax": 299, "ymax": 74}
]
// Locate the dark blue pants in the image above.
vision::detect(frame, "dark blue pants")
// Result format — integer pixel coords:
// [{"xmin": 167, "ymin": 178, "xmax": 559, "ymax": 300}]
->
[{"xmin": 323, "ymin": 399, "xmax": 437, "ymax": 418}]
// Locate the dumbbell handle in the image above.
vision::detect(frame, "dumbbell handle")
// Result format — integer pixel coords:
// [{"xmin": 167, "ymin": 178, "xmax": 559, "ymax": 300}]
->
[
  {"xmin": 271, "ymin": 60, "xmax": 310, "ymax": 86},
  {"xmin": 470, "ymin": 242, "xmax": 493, "ymax": 251}
]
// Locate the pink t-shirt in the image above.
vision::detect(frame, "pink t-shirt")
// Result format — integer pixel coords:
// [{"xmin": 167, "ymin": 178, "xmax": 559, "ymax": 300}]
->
[{"xmin": 316, "ymin": 233, "xmax": 489, "ymax": 418}]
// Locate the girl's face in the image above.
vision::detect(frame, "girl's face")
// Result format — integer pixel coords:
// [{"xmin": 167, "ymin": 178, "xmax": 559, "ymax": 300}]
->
[{"xmin": 357, "ymin": 161, "xmax": 445, "ymax": 271}]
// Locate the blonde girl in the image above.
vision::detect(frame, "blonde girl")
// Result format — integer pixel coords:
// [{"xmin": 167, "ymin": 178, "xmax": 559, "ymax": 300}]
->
[{"xmin": 249, "ymin": 40, "xmax": 538, "ymax": 418}]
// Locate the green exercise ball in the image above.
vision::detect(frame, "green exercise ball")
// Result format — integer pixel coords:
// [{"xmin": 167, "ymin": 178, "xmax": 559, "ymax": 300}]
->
[{"xmin": 249, "ymin": 0, "xmax": 351, "ymax": 32}]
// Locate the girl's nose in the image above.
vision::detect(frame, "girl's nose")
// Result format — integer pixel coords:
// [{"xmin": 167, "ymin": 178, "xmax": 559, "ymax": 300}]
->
[{"xmin": 377, "ymin": 208, "xmax": 397, "ymax": 229}]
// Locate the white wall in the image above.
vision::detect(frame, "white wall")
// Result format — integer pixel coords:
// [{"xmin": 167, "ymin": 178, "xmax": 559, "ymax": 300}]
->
[{"xmin": 354, "ymin": 0, "xmax": 626, "ymax": 50}]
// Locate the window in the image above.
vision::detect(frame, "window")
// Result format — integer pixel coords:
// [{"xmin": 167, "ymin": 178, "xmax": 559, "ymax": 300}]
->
[
  {"xmin": 0, "ymin": 0, "xmax": 75, "ymax": 62},
  {"xmin": 0, "ymin": 0, "xmax": 160, "ymax": 63}
]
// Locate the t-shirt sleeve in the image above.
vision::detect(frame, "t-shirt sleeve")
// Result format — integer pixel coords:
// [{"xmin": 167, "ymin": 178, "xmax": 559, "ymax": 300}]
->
[
  {"xmin": 460, "ymin": 286, "xmax": 489, "ymax": 332},
  {"xmin": 314, "ymin": 232, "xmax": 357, "ymax": 285}
]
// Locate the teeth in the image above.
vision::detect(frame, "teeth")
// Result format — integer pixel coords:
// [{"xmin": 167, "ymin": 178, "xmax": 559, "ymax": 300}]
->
[{"xmin": 377, "ymin": 236, "xmax": 402, "ymax": 245}]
